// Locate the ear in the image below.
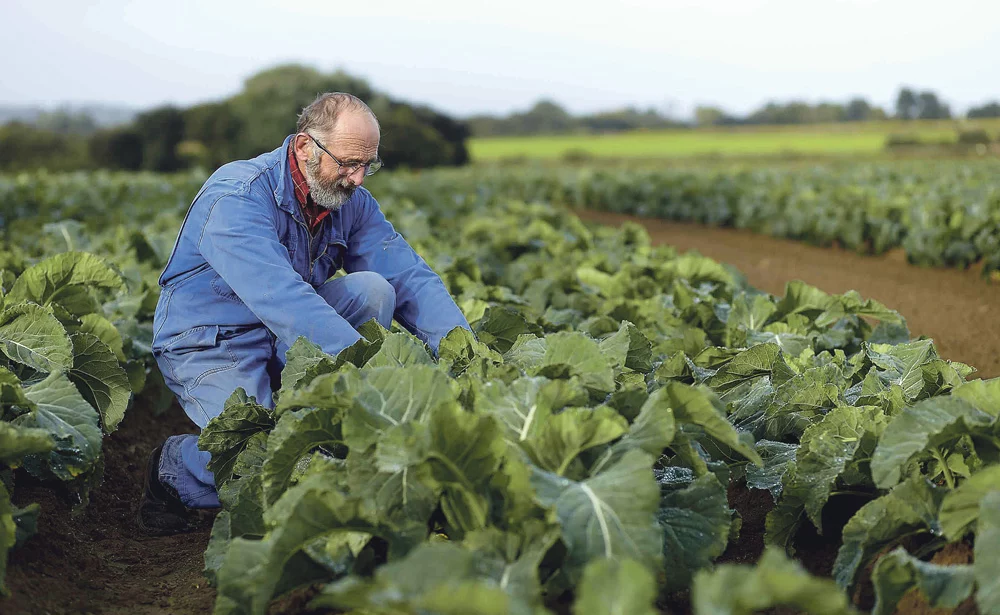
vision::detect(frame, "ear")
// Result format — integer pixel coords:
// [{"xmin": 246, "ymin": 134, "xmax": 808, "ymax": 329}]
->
[{"xmin": 293, "ymin": 133, "xmax": 312, "ymax": 163}]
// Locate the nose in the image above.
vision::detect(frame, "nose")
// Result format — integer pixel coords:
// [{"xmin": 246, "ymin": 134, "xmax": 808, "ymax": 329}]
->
[{"xmin": 348, "ymin": 166, "xmax": 366, "ymax": 186}]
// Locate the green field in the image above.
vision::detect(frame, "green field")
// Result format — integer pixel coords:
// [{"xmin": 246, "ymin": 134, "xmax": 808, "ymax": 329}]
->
[
  {"xmin": 468, "ymin": 118, "xmax": 1000, "ymax": 161},
  {"xmin": 5, "ymin": 165, "xmax": 1000, "ymax": 614}
]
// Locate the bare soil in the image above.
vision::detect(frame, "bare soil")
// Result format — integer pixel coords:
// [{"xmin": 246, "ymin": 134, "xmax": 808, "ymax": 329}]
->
[
  {"xmin": 580, "ymin": 210, "xmax": 1000, "ymax": 379},
  {"xmin": 5, "ymin": 212, "xmax": 998, "ymax": 615},
  {"xmin": 4, "ymin": 404, "xmax": 216, "ymax": 615}
]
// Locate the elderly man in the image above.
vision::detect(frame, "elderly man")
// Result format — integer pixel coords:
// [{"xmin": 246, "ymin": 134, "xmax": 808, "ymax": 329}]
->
[{"xmin": 137, "ymin": 93, "xmax": 471, "ymax": 535}]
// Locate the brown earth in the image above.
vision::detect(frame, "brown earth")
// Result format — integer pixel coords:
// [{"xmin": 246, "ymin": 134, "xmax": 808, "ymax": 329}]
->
[
  {"xmin": 579, "ymin": 210, "xmax": 1000, "ymax": 380},
  {"xmin": 893, "ymin": 542, "xmax": 977, "ymax": 615},
  {"xmin": 4, "ymin": 403, "xmax": 217, "ymax": 615}
]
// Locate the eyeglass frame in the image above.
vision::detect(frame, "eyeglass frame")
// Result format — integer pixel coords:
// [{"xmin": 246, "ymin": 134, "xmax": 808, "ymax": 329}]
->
[{"xmin": 300, "ymin": 132, "xmax": 383, "ymax": 177}]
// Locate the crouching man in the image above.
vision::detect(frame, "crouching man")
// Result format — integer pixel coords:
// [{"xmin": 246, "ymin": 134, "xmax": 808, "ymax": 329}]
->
[{"xmin": 136, "ymin": 93, "xmax": 471, "ymax": 535}]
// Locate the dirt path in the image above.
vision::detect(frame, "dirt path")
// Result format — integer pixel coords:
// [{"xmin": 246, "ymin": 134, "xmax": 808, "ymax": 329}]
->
[
  {"xmin": 579, "ymin": 210, "xmax": 1000, "ymax": 379},
  {"xmin": 5, "ymin": 404, "xmax": 217, "ymax": 615}
]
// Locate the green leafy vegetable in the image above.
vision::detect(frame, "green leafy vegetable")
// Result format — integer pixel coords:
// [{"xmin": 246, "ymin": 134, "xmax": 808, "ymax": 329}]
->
[
  {"xmin": 692, "ymin": 546, "xmax": 856, "ymax": 615},
  {"xmin": 871, "ymin": 547, "xmax": 975, "ymax": 615},
  {"xmin": 572, "ymin": 557, "xmax": 658, "ymax": 615}
]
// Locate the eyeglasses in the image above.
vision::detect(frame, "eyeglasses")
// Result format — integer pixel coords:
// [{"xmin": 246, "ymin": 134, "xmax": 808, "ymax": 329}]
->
[{"xmin": 303, "ymin": 133, "xmax": 382, "ymax": 177}]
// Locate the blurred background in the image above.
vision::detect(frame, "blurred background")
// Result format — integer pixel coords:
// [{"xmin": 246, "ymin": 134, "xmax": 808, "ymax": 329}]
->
[{"xmin": 2, "ymin": 0, "xmax": 999, "ymax": 173}]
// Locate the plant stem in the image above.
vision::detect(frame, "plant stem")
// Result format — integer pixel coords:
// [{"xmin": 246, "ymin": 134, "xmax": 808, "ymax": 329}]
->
[{"xmin": 931, "ymin": 447, "xmax": 956, "ymax": 490}]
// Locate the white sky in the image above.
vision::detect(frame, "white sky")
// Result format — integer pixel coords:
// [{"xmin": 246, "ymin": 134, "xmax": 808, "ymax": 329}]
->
[{"xmin": 2, "ymin": 0, "xmax": 998, "ymax": 118}]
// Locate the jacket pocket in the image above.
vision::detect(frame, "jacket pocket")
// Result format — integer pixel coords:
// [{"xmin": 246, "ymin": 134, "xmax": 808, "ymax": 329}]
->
[
  {"xmin": 158, "ymin": 324, "xmax": 240, "ymax": 395},
  {"xmin": 210, "ymin": 272, "xmax": 243, "ymax": 303}
]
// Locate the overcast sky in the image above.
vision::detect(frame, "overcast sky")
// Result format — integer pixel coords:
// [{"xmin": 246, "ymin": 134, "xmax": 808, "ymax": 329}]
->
[{"xmin": 3, "ymin": 0, "xmax": 998, "ymax": 118}]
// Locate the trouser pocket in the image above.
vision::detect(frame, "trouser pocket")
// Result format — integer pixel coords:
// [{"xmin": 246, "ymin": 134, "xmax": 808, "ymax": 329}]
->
[{"xmin": 159, "ymin": 325, "xmax": 276, "ymax": 427}]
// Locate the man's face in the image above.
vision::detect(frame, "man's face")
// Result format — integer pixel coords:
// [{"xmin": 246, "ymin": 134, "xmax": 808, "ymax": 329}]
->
[{"xmin": 300, "ymin": 112, "xmax": 380, "ymax": 211}]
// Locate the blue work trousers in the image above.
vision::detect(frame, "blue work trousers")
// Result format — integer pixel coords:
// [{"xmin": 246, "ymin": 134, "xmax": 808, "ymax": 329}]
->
[{"xmin": 155, "ymin": 271, "xmax": 396, "ymax": 508}]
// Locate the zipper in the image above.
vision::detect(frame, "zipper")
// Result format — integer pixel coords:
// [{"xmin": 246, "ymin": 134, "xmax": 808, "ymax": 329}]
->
[
  {"xmin": 293, "ymin": 217, "xmax": 315, "ymax": 277},
  {"xmin": 312, "ymin": 245, "xmax": 330, "ymax": 277},
  {"xmin": 294, "ymin": 210, "xmax": 337, "ymax": 279},
  {"xmin": 296, "ymin": 218, "xmax": 334, "ymax": 279}
]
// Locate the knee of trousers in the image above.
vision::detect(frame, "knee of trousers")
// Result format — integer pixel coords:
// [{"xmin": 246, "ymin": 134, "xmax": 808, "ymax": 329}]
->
[
  {"xmin": 319, "ymin": 271, "xmax": 397, "ymax": 328},
  {"xmin": 361, "ymin": 272, "xmax": 397, "ymax": 323}
]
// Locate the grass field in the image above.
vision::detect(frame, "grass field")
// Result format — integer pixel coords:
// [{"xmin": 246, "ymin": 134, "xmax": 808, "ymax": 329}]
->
[{"xmin": 468, "ymin": 117, "xmax": 1000, "ymax": 161}]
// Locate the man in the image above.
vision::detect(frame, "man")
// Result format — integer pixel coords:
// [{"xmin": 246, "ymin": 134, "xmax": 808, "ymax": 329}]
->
[{"xmin": 136, "ymin": 93, "xmax": 471, "ymax": 535}]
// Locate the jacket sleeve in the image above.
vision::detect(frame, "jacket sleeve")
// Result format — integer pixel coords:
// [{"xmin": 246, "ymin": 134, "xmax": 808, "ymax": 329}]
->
[
  {"xmin": 198, "ymin": 193, "xmax": 363, "ymax": 355},
  {"xmin": 344, "ymin": 191, "xmax": 471, "ymax": 353}
]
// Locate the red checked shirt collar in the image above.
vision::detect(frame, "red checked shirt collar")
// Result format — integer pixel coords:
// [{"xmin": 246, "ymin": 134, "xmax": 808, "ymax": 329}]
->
[{"xmin": 288, "ymin": 140, "xmax": 330, "ymax": 232}]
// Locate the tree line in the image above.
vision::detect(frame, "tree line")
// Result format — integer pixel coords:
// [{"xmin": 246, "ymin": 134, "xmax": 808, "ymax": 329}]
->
[
  {"xmin": 467, "ymin": 101, "xmax": 686, "ymax": 138},
  {"xmin": 470, "ymin": 88, "xmax": 1000, "ymax": 137},
  {"xmin": 3, "ymin": 76, "xmax": 999, "ymax": 172},
  {"xmin": 0, "ymin": 65, "xmax": 469, "ymax": 173}
]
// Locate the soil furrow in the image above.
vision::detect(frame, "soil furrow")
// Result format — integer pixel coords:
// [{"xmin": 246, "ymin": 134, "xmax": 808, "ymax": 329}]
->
[{"xmin": 580, "ymin": 210, "xmax": 1000, "ymax": 379}]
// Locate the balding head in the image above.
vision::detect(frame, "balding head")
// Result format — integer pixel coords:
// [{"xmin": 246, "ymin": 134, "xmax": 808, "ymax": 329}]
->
[{"xmin": 297, "ymin": 92, "xmax": 380, "ymax": 139}]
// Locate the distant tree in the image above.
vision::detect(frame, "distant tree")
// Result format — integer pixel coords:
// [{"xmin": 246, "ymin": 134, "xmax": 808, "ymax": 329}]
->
[
  {"xmin": 582, "ymin": 107, "xmax": 681, "ymax": 132},
  {"xmin": 814, "ymin": 102, "xmax": 846, "ymax": 123},
  {"xmin": 580, "ymin": 111, "xmax": 631, "ymax": 132},
  {"xmin": 869, "ymin": 107, "xmax": 889, "ymax": 121},
  {"xmin": 221, "ymin": 64, "xmax": 467, "ymax": 168},
  {"xmin": 516, "ymin": 100, "xmax": 574, "ymax": 134},
  {"xmin": 466, "ymin": 114, "xmax": 507, "ymax": 137},
  {"xmin": 88, "ymin": 127, "xmax": 143, "ymax": 170},
  {"xmin": 467, "ymin": 100, "xmax": 682, "ymax": 137},
  {"xmin": 967, "ymin": 101, "xmax": 1000, "ymax": 118},
  {"xmin": 228, "ymin": 64, "xmax": 375, "ymax": 158},
  {"xmin": 35, "ymin": 110, "xmax": 98, "ymax": 135},
  {"xmin": 408, "ymin": 104, "xmax": 470, "ymax": 165},
  {"xmin": 895, "ymin": 87, "xmax": 919, "ymax": 120},
  {"xmin": 745, "ymin": 102, "xmax": 777, "ymax": 124},
  {"xmin": 183, "ymin": 101, "xmax": 244, "ymax": 167},
  {"xmin": 0, "ymin": 122, "xmax": 88, "ymax": 171},
  {"xmin": 845, "ymin": 98, "xmax": 869, "ymax": 121},
  {"xmin": 370, "ymin": 102, "xmax": 456, "ymax": 169},
  {"xmin": 694, "ymin": 106, "xmax": 734, "ymax": 126},
  {"xmin": 916, "ymin": 91, "xmax": 951, "ymax": 119},
  {"xmin": 746, "ymin": 101, "xmax": 843, "ymax": 124},
  {"xmin": 844, "ymin": 97, "xmax": 888, "ymax": 122},
  {"xmin": 134, "ymin": 106, "xmax": 186, "ymax": 172}
]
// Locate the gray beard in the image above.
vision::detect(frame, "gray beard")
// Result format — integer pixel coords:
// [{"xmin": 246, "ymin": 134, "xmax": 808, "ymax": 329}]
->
[
  {"xmin": 305, "ymin": 153, "xmax": 356, "ymax": 211},
  {"xmin": 309, "ymin": 180, "xmax": 350, "ymax": 211}
]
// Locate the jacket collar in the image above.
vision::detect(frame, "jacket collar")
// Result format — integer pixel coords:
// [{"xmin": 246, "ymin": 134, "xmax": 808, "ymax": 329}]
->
[{"xmin": 273, "ymin": 134, "xmax": 303, "ymax": 220}]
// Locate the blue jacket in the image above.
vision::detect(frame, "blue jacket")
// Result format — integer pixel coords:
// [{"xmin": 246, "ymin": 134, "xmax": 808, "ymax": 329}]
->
[{"xmin": 152, "ymin": 134, "xmax": 470, "ymax": 357}]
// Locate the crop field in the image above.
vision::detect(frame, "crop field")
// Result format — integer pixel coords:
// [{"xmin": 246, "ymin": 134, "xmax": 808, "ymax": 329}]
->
[
  {"xmin": 2, "ymin": 165, "xmax": 1000, "ymax": 615},
  {"xmin": 410, "ymin": 160, "xmax": 1000, "ymax": 277},
  {"xmin": 468, "ymin": 117, "xmax": 1000, "ymax": 161}
]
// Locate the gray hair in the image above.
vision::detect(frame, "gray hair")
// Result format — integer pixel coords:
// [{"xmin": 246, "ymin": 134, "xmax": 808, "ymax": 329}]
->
[{"xmin": 296, "ymin": 92, "xmax": 379, "ymax": 137}]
